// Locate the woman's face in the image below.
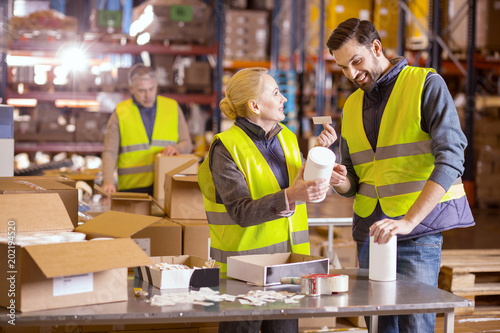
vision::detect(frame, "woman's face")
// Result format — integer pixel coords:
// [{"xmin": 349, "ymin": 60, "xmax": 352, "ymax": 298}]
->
[{"xmin": 250, "ymin": 74, "xmax": 287, "ymax": 132}]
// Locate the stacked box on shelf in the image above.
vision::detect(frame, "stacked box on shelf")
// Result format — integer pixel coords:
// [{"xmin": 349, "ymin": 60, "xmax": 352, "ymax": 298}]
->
[
  {"xmin": 475, "ymin": 146, "xmax": 500, "ymax": 208},
  {"xmin": 373, "ymin": 0, "xmax": 399, "ymax": 51},
  {"xmin": 447, "ymin": 0, "xmax": 500, "ymax": 53},
  {"xmin": 306, "ymin": 0, "xmax": 371, "ymax": 55},
  {"xmin": 270, "ymin": 70, "xmax": 297, "ymax": 133},
  {"xmin": 406, "ymin": 0, "xmax": 429, "ymax": 50},
  {"xmin": 225, "ymin": 9, "xmax": 269, "ymax": 60},
  {"xmin": 75, "ymin": 111, "xmax": 111, "ymax": 142},
  {"xmin": 131, "ymin": 0, "xmax": 214, "ymax": 45},
  {"xmin": 474, "ymin": 98, "xmax": 500, "ymax": 208}
]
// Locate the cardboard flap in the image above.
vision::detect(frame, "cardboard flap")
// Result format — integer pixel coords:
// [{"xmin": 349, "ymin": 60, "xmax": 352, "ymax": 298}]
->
[
  {"xmin": 111, "ymin": 192, "xmax": 151, "ymax": 201},
  {"xmin": 166, "ymin": 159, "xmax": 199, "ymax": 177},
  {"xmin": 75, "ymin": 211, "xmax": 162, "ymax": 238},
  {"xmin": 0, "ymin": 193, "xmax": 73, "ymax": 234},
  {"xmin": 171, "ymin": 175, "xmax": 199, "ymax": 182},
  {"xmin": 25, "ymin": 238, "xmax": 153, "ymax": 278}
]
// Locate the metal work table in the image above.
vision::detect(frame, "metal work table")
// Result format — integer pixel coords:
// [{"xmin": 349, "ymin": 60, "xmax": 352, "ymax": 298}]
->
[{"xmin": 0, "ymin": 269, "xmax": 472, "ymax": 333}]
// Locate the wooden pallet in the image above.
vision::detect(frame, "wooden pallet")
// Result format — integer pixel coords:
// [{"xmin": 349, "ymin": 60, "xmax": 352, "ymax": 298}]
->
[{"xmin": 439, "ymin": 249, "xmax": 500, "ymax": 315}]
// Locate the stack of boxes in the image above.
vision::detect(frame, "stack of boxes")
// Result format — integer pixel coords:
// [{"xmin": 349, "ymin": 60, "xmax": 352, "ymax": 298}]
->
[
  {"xmin": 224, "ymin": 9, "xmax": 269, "ymax": 60},
  {"xmin": 108, "ymin": 154, "xmax": 210, "ymax": 261},
  {"xmin": 473, "ymin": 96, "xmax": 500, "ymax": 208},
  {"xmin": 447, "ymin": 0, "xmax": 500, "ymax": 54},
  {"xmin": 373, "ymin": 0, "xmax": 400, "ymax": 52},
  {"xmin": 131, "ymin": 0, "xmax": 214, "ymax": 45}
]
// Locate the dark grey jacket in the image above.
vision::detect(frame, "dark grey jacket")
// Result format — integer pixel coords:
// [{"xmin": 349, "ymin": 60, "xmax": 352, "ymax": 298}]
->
[{"xmin": 338, "ymin": 57, "xmax": 475, "ymax": 242}]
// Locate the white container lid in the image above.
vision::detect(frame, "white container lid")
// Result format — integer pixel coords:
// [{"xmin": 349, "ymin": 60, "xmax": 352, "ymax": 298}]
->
[{"xmin": 307, "ymin": 147, "xmax": 335, "ymax": 168}]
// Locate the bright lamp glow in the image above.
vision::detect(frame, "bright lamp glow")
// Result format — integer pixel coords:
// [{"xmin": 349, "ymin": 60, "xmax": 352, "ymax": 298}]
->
[
  {"xmin": 60, "ymin": 47, "xmax": 88, "ymax": 72},
  {"xmin": 7, "ymin": 98, "xmax": 38, "ymax": 107},
  {"xmin": 55, "ymin": 99, "xmax": 100, "ymax": 108}
]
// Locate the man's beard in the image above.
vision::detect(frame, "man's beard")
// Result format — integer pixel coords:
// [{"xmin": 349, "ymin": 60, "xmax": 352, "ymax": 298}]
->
[{"xmin": 352, "ymin": 56, "xmax": 383, "ymax": 93}]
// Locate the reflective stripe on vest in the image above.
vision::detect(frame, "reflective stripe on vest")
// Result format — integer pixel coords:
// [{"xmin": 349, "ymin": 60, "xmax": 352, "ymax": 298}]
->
[
  {"xmin": 116, "ymin": 96, "xmax": 178, "ymax": 190},
  {"xmin": 198, "ymin": 124, "xmax": 310, "ymax": 272},
  {"xmin": 342, "ymin": 66, "xmax": 466, "ymax": 218}
]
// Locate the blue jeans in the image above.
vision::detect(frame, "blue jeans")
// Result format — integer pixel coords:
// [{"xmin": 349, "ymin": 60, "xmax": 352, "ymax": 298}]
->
[{"xmin": 357, "ymin": 233, "xmax": 442, "ymax": 333}]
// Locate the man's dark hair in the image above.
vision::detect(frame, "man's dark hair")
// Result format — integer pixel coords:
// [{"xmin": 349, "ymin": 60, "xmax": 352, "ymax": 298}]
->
[{"xmin": 326, "ymin": 18, "xmax": 382, "ymax": 55}]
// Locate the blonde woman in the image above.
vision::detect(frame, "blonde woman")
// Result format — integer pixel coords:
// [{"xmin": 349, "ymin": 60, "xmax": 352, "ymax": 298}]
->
[{"xmin": 198, "ymin": 68, "xmax": 336, "ymax": 333}]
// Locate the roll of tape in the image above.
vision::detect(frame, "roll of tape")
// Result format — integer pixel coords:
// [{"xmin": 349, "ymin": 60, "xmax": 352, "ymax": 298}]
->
[{"xmin": 281, "ymin": 274, "xmax": 349, "ymax": 296}]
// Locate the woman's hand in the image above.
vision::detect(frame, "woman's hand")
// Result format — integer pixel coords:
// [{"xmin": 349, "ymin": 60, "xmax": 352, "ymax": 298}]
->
[
  {"xmin": 315, "ymin": 123, "xmax": 338, "ymax": 147},
  {"xmin": 286, "ymin": 165, "xmax": 331, "ymax": 203}
]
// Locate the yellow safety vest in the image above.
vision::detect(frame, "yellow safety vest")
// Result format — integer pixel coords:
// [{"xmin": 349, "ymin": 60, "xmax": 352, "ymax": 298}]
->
[
  {"xmin": 116, "ymin": 96, "xmax": 179, "ymax": 191},
  {"xmin": 342, "ymin": 66, "xmax": 466, "ymax": 218},
  {"xmin": 198, "ymin": 124, "xmax": 310, "ymax": 272}
]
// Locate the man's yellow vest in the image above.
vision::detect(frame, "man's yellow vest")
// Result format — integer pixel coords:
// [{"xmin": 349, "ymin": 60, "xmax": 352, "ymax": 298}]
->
[
  {"xmin": 198, "ymin": 124, "xmax": 310, "ymax": 272},
  {"xmin": 116, "ymin": 96, "xmax": 179, "ymax": 191},
  {"xmin": 342, "ymin": 66, "xmax": 466, "ymax": 218}
]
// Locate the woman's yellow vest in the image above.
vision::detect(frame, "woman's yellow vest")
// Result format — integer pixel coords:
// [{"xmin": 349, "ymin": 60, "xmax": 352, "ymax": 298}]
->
[
  {"xmin": 198, "ymin": 124, "xmax": 310, "ymax": 272},
  {"xmin": 342, "ymin": 66, "xmax": 466, "ymax": 218},
  {"xmin": 116, "ymin": 96, "xmax": 179, "ymax": 191}
]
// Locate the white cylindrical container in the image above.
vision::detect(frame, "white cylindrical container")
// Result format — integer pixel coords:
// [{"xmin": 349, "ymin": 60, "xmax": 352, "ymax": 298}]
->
[
  {"xmin": 303, "ymin": 147, "xmax": 335, "ymax": 203},
  {"xmin": 369, "ymin": 235, "xmax": 397, "ymax": 281}
]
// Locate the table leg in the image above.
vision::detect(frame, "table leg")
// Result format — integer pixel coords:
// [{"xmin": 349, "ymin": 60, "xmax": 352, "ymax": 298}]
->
[
  {"xmin": 325, "ymin": 225, "xmax": 342, "ymax": 268},
  {"xmin": 370, "ymin": 315, "xmax": 378, "ymax": 333},
  {"xmin": 443, "ymin": 310, "xmax": 455, "ymax": 333}
]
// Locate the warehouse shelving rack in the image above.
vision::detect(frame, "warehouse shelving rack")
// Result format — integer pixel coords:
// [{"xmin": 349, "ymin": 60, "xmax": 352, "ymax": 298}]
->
[{"xmin": 1, "ymin": 0, "xmax": 225, "ymax": 154}]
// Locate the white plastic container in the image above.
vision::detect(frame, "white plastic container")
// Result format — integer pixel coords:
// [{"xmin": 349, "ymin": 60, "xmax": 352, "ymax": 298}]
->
[
  {"xmin": 303, "ymin": 147, "xmax": 336, "ymax": 202},
  {"xmin": 369, "ymin": 235, "xmax": 397, "ymax": 281}
]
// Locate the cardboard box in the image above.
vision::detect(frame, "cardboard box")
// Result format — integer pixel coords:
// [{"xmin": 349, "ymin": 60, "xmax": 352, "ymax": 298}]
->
[
  {"xmin": 76, "ymin": 210, "xmax": 182, "ymax": 256},
  {"xmin": 334, "ymin": 240, "xmax": 359, "ymax": 269},
  {"xmin": 135, "ymin": 255, "xmax": 220, "ymax": 289},
  {"xmin": 132, "ymin": 219, "xmax": 182, "ymax": 256},
  {"xmin": 110, "ymin": 192, "xmax": 154, "ymax": 215},
  {"xmin": 154, "ymin": 154, "xmax": 200, "ymax": 202},
  {"xmin": 11, "ymin": 175, "xmax": 77, "ymax": 189},
  {"xmin": 75, "ymin": 111, "xmax": 110, "ymax": 143},
  {"xmin": 0, "ymin": 193, "xmax": 152, "ymax": 312},
  {"xmin": 185, "ymin": 61, "xmax": 212, "ymax": 90},
  {"xmin": 75, "ymin": 210, "xmax": 162, "ymax": 239},
  {"xmin": 170, "ymin": 219, "xmax": 210, "ymax": 260},
  {"xmin": 0, "ymin": 178, "xmax": 78, "ymax": 227},
  {"xmin": 227, "ymin": 253, "xmax": 329, "ymax": 286},
  {"xmin": 164, "ymin": 160, "xmax": 206, "ymax": 220}
]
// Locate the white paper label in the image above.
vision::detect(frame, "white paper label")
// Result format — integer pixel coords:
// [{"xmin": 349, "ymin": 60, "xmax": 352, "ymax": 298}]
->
[
  {"xmin": 133, "ymin": 238, "xmax": 151, "ymax": 256},
  {"xmin": 312, "ymin": 116, "xmax": 332, "ymax": 125},
  {"xmin": 53, "ymin": 273, "xmax": 93, "ymax": 296}
]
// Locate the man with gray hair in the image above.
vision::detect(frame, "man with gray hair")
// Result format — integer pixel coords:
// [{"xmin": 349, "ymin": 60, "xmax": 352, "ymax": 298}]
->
[{"xmin": 102, "ymin": 63, "xmax": 193, "ymax": 195}]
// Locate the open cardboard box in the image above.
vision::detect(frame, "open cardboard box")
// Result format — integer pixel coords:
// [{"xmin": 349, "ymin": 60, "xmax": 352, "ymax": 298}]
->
[
  {"xmin": 135, "ymin": 255, "xmax": 219, "ymax": 290},
  {"xmin": 0, "ymin": 178, "xmax": 78, "ymax": 227},
  {"xmin": 154, "ymin": 154, "xmax": 200, "ymax": 203},
  {"xmin": 132, "ymin": 219, "xmax": 182, "ymax": 257},
  {"xmin": 227, "ymin": 253, "xmax": 329, "ymax": 286},
  {"xmin": 94, "ymin": 185, "xmax": 164, "ymax": 217},
  {"xmin": 164, "ymin": 159, "xmax": 206, "ymax": 220},
  {"xmin": 76, "ymin": 210, "xmax": 182, "ymax": 257},
  {"xmin": 0, "ymin": 193, "xmax": 153, "ymax": 312},
  {"xmin": 110, "ymin": 192, "xmax": 154, "ymax": 216}
]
